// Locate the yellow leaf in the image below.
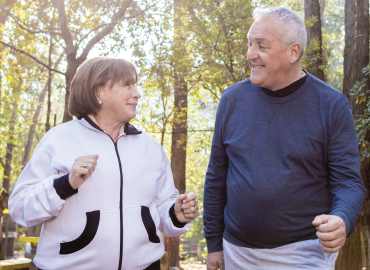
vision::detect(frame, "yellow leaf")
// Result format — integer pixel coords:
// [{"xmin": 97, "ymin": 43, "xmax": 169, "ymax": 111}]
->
[
  {"xmin": 3, "ymin": 209, "xmax": 9, "ymax": 214},
  {"xmin": 362, "ymin": 142, "xmax": 366, "ymax": 148}
]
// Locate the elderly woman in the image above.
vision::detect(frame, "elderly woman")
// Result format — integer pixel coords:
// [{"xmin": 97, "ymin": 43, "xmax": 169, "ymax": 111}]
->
[{"xmin": 9, "ymin": 57, "xmax": 198, "ymax": 270}]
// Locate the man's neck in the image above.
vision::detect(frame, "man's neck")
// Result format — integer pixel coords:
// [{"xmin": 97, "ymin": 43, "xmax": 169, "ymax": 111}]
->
[{"xmin": 267, "ymin": 67, "xmax": 304, "ymax": 91}]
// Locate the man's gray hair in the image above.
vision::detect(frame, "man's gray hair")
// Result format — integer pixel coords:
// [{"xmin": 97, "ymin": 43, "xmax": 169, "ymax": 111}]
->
[{"xmin": 252, "ymin": 7, "xmax": 307, "ymax": 58}]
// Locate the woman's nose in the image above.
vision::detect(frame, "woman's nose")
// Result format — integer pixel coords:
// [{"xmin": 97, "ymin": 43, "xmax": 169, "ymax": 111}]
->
[{"xmin": 134, "ymin": 88, "xmax": 142, "ymax": 99}]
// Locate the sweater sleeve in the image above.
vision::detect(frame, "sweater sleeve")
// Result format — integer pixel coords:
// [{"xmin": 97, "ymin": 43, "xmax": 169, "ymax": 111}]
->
[
  {"xmin": 8, "ymin": 144, "xmax": 66, "ymax": 228},
  {"xmin": 328, "ymin": 102, "xmax": 366, "ymax": 236},
  {"xmin": 203, "ymin": 100, "xmax": 229, "ymax": 253}
]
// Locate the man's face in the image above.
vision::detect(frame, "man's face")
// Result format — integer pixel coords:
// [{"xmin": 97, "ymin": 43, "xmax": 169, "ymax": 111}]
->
[{"xmin": 247, "ymin": 17, "xmax": 292, "ymax": 90}]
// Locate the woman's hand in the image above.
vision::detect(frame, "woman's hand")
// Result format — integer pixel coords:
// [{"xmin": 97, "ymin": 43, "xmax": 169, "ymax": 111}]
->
[
  {"xmin": 174, "ymin": 192, "xmax": 199, "ymax": 223},
  {"xmin": 69, "ymin": 155, "xmax": 99, "ymax": 189}
]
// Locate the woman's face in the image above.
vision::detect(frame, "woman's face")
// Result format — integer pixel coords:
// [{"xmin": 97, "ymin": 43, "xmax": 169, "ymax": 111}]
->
[{"xmin": 97, "ymin": 81, "xmax": 141, "ymax": 124}]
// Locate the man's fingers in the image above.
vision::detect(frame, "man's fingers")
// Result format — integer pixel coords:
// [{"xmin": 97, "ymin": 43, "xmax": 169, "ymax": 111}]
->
[
  {"xmin": 316, "ymin": 230, "xmax": 343, "ymax": 241},
  {"xmin": 312, "ymin": 214, "xmax": 330, "ymax": 226},
  {"xmin": 317, "ymin": 220, "xmax": 341, "ymax": 233},
  {"xmin": 319, "ymin": 238, "xmax": 342, "ymax": 249}
]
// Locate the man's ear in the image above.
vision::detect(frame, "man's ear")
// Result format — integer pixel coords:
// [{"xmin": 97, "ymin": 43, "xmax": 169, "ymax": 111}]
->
[{"xmin": 289, "ymin": 43, "xmax": 301, "ymax": 64}]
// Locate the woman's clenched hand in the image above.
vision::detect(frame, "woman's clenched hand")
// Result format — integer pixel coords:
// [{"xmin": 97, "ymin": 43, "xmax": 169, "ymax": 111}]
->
[
  {"xmin": 174, "ymin": 192, "xmax": 199, "ymax": 223},
  {"xmin": 69, "ymin": 155, "xmax": 99, "ymax": 189}
]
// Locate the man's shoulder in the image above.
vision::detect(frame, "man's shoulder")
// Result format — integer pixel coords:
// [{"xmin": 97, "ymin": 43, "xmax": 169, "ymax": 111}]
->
[
  {"xmin": 308, "ymin": 73, "xmax": 347, "ymax": 105},
  {"xmin": 221, "ymin": 78, "xmax": 256, "ymax": 100}
]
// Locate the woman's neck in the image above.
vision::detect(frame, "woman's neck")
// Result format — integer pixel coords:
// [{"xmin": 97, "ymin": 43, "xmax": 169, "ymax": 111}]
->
[{"xmin": 91, "ymin": 114, "xmax": 125, "ymax": 142}]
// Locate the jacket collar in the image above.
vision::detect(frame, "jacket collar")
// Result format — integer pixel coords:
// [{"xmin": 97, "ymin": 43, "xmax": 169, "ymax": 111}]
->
[{"xmin": 80, "ymin": 115, "xmax": 142, "ymax": 135}]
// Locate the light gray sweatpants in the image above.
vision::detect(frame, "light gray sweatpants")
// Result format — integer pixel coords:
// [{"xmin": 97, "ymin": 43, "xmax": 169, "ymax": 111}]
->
[{"xmin": 223, "ymin": 238, "xmax": 338, "ymax": 270}]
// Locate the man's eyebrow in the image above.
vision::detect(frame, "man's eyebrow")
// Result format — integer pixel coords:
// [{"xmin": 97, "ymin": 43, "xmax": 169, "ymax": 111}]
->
[{"xmin": 255, "ymin": 38, "xmax": 270, "ymax": 43}]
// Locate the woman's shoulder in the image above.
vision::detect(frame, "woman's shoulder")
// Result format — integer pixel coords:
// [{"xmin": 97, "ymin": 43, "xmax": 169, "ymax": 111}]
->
[{"xmin": 38, "ymin": 120, "xmax": 82, "ymax": 145}]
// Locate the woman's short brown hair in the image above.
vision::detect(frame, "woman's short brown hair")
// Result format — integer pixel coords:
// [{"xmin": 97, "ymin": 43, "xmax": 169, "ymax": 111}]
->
[{"xmin": 69, "ymin": 56, "xmax": 138, "ymax": 119}]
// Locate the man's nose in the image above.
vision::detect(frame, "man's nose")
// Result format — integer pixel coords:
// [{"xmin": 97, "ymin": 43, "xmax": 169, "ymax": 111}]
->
[{"xmin": 247, "ymin": 44, "xmax": 258, "ymax": 61}]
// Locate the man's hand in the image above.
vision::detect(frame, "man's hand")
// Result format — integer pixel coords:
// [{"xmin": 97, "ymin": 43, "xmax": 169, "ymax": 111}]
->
[
  {"xmin": 312, "ymin": 214, "xmax": 346, "ymax": 253},
  {"xmin": 207, "ymin": 251, "xmax": 225, "ymax": 270},
  {"xmin": 174, "ymin": 192, "xmax": 199, "ymax": 223}
]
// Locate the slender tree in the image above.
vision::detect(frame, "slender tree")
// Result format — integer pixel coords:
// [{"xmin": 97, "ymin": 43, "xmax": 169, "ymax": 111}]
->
[
  {"xmin": 304, "ymin": 0, "xmax": 325, "ymax": 81},
  {"xmin": 336, "ymin": 0, "xmax": 370, "ymax": 269},
  {"xmin": 45, "ymin": 38, "xmax": 53, "ymax": 132},
  {"xmin": 164, "ymin": 0, "xmax": 188, "ymax": 268}
]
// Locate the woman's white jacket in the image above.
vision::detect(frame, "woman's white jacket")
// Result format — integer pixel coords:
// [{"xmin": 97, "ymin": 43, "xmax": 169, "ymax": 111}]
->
[{"xmin": 9, "ymin": 117, "xmax": 192, "ymax": 270}]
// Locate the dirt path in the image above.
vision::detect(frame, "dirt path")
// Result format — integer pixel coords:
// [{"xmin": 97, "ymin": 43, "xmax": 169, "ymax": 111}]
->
[{"xmin": 180, "ymin": 262, "xmax": 206, "ymax": 270}]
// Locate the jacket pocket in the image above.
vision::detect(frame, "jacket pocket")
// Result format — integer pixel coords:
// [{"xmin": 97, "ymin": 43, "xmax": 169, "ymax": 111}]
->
[
  {"xmin": 60, "ymin": 210, "xmax": 100, "ymax": 254},
  {"xmin": 141, "ymin": 206, "xmax": 160, "ymax": 243}
]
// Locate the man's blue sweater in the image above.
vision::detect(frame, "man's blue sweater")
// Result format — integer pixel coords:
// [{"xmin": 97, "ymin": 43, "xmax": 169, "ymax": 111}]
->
[{"xmin": 203, "ymin": 72, "xmax": 366, "ymax": 252}]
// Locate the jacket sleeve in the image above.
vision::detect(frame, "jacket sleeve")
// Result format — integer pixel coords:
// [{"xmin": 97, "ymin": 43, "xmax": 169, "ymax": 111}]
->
[
  {"xmin": 155, "ymin": 148, "xmax": 192, "ymax": 237},
  {"xmin": 328, "ymin": 102, "xmax": 366, "ymax": 236},
  {"xmin": 203, "ymin": 100, "xmax": 228, "ymax": 253},
  {"xmin": 9, "ymin": 143, "xmax": 66, "ymax": 227}
]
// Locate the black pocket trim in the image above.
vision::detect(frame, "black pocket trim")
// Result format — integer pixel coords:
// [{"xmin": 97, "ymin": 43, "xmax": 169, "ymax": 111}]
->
[
  {"xmin": 141, "ymin": 206, "xmax": 160, "ymax": 243},
  {"xmin": 60, "ymin": 210, "xmax": 100, "ymax": 255}
]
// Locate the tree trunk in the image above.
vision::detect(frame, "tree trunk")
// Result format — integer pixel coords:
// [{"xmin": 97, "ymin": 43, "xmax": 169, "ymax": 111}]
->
[
  {"xmin": 45, "ymin": 39, "xmax": 53, "ymax": 132},
  {"xmin": 1, "ymin": 97, "xmax": 18, "ymax": 260},
  {"xmin": 165, "ymin": 0, "xmax": 188, "ymax": 268},
  {"xmin": 62, "ymin": 63, "xmax": 78, "ymax": 123},
  {"xmin": 22, "ymin": 53, "xmax": 64, "ymax": 167},
  {"xmin": 3, "ymin": 98, "xmax": 18, "ymax": 196},
  {"xmin": 304, "ymin": 0, "xmax": 325, "ymax": 81},
  {"xmin": 337, "ymin": 0, "xmax": 370, "ymax": 269}
]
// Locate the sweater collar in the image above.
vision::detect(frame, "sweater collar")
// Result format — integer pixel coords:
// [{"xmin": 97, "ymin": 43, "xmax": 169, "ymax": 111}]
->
[{"xmin": 256, "ymin": 70, "xmax": 312, "ymax": 104}]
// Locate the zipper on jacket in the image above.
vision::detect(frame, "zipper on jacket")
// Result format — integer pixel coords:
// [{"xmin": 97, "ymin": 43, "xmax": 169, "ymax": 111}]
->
[
  {"xmin": 114, "ymin": 141, "xmax": 124, "ymax": 270},
  {"xmin": 82, "ymin": 116, "xmax": 141, "ymax": 270}
]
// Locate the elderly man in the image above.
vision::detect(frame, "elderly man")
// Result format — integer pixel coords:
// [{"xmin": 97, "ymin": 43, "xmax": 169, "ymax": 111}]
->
[{"xmin": 203, "ymin": 6, "xmax": 365, "ymax": 270}]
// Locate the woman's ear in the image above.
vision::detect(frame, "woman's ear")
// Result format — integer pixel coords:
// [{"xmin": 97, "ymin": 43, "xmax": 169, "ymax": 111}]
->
[
  {"xmin": 96, "ymin": 87, "xmax": 103, "ymax": 105},
  {"xmin": 289, "ymin": 43, "xmax": 301, "ymax": 64}
]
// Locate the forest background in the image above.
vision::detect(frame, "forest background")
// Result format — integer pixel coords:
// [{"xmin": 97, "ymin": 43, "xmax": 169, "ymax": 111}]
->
[{"xmin": 0, "ymin": 0, "xmax": 370, "ymax": 269}]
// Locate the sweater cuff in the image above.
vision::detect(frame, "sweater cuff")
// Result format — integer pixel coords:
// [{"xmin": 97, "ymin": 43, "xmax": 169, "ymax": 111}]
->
[
  {"xmin": 169, "ymin": 204, "xmax": 187, "ymax": 228},
  {"xmin": 206, "ymin": 237, "xmax": 223, "ymax": 253},
  {"xmin": 53, "ymin": 173, "xmax": 78, "ymax": 200}
]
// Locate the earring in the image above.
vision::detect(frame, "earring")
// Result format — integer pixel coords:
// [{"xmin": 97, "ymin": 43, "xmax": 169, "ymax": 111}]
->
[{"xmin": 99, "ymin": 100, "xmax": 102, "ymax": 104}]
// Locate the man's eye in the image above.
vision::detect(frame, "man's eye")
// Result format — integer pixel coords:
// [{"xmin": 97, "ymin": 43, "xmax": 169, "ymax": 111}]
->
[{"xmin": 260, "ymin": 46, "xmax": 265, "ymax": 49}]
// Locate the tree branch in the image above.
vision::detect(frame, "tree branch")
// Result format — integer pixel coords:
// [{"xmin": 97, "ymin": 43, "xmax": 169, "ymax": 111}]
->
[
  {"xmin": 77, "ymin": 0, "xmax": 135, "ymax": 63},
  {"xmin": 78, "ymin": 1, "xmax": 159, "ymax": 46},
  {"xmin": 0, "ymin": 41, "xmax": 65, "ymax": 75},
  {"xmin": 0, "ymin": 4, "xmax": 61, "ymax": 36},
  {"xmin": 56, "ymin": 0, "xmax": 75, "ymax": 57}
]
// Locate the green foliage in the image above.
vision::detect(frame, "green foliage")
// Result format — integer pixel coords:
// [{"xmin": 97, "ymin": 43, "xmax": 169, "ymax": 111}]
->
[{"xmin": 350, "ymin": 65, "xmax": 370, "ymax": 160}]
